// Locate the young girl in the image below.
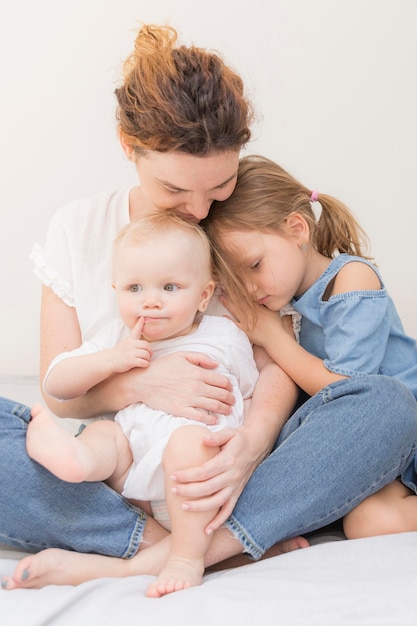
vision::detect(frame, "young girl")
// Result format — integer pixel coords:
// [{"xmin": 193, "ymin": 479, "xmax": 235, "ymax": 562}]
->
[
  {"xmin": 23, "ymin": 212, "xmax": 261, "ymax": 597},
  {"xmin": 203, "ymin": 154, "xmax": 417, "ymax": 540}
]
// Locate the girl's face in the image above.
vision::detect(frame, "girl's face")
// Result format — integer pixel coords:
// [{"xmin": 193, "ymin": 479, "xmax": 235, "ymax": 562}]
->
[
  {"xmin": 221, "ymin": 229, "xmax": 309, "ymax": 311},
  {"xmin": 128, "ymin": 148, "xmax": 239, "ymax": 222},
  {"xmin": 113, "ymin": 231, "xmax": 215, "ymax": 342}
]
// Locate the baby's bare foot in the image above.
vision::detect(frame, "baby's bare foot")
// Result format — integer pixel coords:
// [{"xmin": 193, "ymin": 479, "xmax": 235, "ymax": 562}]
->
[
  {"xmin": 27, "ymin": 404, "xmax": 87, "ymax": 482},
  {"xmin": 146, "ymin": 555, "xmax": 204, "ymax": 597}
]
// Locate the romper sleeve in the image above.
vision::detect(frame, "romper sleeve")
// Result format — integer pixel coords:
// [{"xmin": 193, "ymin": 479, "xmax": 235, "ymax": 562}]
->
[
  {"xmin": 30, "ymin": 206, "xmax": 75, "ymax": 307},
  {"xmin": 43, "ymin": 319, "xmax": 126, "ymax": 399},
  {"xmin": 320, "ymin": 290, "xmax": 391, "ymax": 376}
]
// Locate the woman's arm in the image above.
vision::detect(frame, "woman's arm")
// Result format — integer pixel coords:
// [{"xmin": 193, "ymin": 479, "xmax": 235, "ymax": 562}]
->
[
  {"xmin": 169, "ymin": 347, "xmax": 299, "ymax": 531},
  {"xmin": 40, "ymin": 286, "xmax": 235, "ymax": 420}
]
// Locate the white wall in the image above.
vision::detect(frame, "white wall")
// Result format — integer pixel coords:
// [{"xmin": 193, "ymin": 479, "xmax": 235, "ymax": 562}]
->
[{"xmin": 1, "ymin": 0, "xmax": 416, "ymax": 375}]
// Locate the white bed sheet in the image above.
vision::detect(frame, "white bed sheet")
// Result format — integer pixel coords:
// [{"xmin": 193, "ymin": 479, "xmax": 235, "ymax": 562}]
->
[
  {"xmin": 1, "ymin": 377, "xmax": 417, "ymax": 625},
  {"xmin": 1, "ymin": 533, "xmax": 417, "ymax": 626}
]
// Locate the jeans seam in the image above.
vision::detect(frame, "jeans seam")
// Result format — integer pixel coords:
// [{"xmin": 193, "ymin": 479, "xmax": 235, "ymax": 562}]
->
[
  {"xmin": 10, "ymin": 402, "xmax": 31, "ymax": 424},
  {"xmin": 225, "ymin": 516, "xmax": 263, "ymax": 560}
]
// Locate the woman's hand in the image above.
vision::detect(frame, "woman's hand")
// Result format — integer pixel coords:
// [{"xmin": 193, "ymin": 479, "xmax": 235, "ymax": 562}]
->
[
  {"xmin": 40, "ymin": 287, "xmax": 234, "ymax": 420},
  {"xmin": 168, "ymin": 346, "xmax": 299, "ymax": 534},
  {"xmin": 133, "ymin": 351, "xmax": 235, "ymax": 424},
  {"xmin": 168, "ymin": 426, "xmax": 260, "ymax": 532}
]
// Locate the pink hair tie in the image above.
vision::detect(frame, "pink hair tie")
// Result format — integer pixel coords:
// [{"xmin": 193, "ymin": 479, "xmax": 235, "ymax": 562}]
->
[{"xmin": 310, "ymin": 190, "xmax": 319, "ymax": 202}]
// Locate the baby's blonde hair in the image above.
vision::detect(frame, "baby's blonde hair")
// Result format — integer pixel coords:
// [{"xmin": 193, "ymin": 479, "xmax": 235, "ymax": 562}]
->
[{"xmin": 113, "ymin": 212, "xmax": 214, "ymax": 281}]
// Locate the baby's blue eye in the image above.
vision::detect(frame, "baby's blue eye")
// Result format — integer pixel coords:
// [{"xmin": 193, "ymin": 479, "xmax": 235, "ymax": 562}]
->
[
  {"xmin": 129, "ymin": 284, "xmax": 141, "ymax": 292},
  {"xmin": 164, "ymin": 284, "xmax": 179, "ymax": 292}
]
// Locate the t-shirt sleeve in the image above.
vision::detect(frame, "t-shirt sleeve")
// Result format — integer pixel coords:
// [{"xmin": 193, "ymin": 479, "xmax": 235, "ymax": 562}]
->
[
  {"xmin": 320, "ymin": 290, "xmax": 391, "ymax": 376},
  {"xmin": 30, "ymin": 206, "xmax": 75, "ymax": 306}
]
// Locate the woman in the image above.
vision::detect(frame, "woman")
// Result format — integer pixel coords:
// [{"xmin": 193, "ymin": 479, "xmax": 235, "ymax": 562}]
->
[
  {"xmin": 1, "ymin": 24, "xmax": 299, "ymax": 588},
  {"xmin": 2, "ymin": 25, "xmax": 416, "ymax": 591}
]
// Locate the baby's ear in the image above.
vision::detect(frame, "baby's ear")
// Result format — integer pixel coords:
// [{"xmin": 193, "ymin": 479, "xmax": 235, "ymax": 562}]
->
[{"xmin": 198, "ymin": 280, "xmax": 216, "ymax": 312}]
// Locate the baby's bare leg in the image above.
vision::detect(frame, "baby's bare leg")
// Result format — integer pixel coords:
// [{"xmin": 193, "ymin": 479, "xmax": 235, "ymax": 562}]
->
[
  {"xmin": 343, "ymin": 479, "xmax": 417, "ymax": 539},
  {"xmin": 146, "ymin": 425, "xmax": 219, "ymax": 598},
  {"xmin": 27, "ymin": 404, "xmax": 131, "ymax": 486}
]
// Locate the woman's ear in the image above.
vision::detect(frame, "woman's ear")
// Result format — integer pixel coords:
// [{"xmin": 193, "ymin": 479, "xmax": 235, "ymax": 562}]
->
[
  {"xmin": 285, "ymin": 212, "xmax": 310, "ymax": 242},
  {"xmin": 198, "ymin": 280, "xmax": 216, "ymax": 312},
  {"xmin": 118, "ymin": 128, "xmax": 135, "ymax": 161}
]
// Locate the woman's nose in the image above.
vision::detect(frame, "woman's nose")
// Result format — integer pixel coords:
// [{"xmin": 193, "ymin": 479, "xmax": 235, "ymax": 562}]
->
[{"xmin": 186, "ymin": 198, "xmax": 211, "ymax": 221}]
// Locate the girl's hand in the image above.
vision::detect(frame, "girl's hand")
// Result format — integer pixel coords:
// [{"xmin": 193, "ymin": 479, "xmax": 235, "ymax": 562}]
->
[
  {"xmin": 169, "ymin": 426, "xmax": 260, "ymax": 532},
  {"xmin": 130, "ymin": 352, "xmax": 235, "ymax": 425},
  {"xmin": 220, "ymin": 293, "xmax": 286, "ymax": 348},
  {"xmin": 110, "ymin": 318, "xmax": 152, "ymax": 372}
]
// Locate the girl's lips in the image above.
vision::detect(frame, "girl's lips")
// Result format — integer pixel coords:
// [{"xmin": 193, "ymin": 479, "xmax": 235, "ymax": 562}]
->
[{"xmin": 257, "ymin": 296, "xmax": 270, "ymax": 305}]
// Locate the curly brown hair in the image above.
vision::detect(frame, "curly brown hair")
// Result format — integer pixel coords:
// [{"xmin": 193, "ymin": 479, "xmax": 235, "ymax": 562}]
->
[{"xmin": 115, "ymin": 24, "xmax": 253, "ymax": 155}]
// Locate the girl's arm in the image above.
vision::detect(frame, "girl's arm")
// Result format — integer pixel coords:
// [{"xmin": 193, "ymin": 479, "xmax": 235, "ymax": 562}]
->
[
  {"xmin": 245, "ymin": 261, "xmax": 382, "ymax": 397},
  {"xmin": 253, "ymin": 314, "xmax": 346, "ymax": 396},
  {"xmin": 40, "ymin": 286, "xmax": 235, "ymax": 421}
]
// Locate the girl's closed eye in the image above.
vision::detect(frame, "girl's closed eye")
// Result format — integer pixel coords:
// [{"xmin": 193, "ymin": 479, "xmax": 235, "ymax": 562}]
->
[{"xmin": 250, "ymin": 260, "xmax": 261, "ymax": 271}]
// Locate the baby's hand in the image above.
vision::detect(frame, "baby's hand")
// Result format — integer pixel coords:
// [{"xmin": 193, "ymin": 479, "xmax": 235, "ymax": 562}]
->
[{"xmin": 110, "ymin": 317, "xmax": 152, "ymax": 372}]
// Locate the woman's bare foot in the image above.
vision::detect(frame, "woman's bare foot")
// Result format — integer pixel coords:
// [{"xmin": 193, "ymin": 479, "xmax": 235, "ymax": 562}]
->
[
  {"xmin": 0, "ymin": 537, "xmax": 170, "ymax": 590},
  {"xmin": 0, "ymin": 535, "xmax": 309, "ymax": 591},
  {"xmin": 27, "ymin": 404, "xmax": 89, "ymax": 482},
  {"xmin": 0, "ymin": 549, "xmax": 134, "ymax": 590},
  {"xmin": 206, "ymin": 535, "xmax": 310, "ymax": 572},
  {"xmin": 146, "ymin": 554, "xmax": 204, "ymax": 597}
]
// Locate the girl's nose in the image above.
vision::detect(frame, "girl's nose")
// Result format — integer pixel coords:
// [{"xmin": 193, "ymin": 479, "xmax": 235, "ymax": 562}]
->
[{"xmin": 245, "ymin": 277, "xmax": 257, "ymax": 295}]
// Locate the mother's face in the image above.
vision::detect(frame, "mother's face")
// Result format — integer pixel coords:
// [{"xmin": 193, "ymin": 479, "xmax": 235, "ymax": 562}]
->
[{"xmin": 131, "ymin": 149, "xmax": 239, "ymax": 222}]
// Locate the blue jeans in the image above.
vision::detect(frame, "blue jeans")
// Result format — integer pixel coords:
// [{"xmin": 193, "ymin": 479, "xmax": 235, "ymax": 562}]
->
[
  {"xmin": 1, "ymin": 375, "xmax": 417, "ymax": 560},
  {"xmin": 0, "ymin": 397, "xmax": 146, "ymax": 557},
  {"xmin": 226, "ymin": 375, "xmax": 417, "ymax": 559}
]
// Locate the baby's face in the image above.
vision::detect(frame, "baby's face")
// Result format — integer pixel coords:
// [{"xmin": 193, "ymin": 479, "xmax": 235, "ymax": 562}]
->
[{"xmin": 113, "ymin": 231, "xmax": 215, "ymax": 342}]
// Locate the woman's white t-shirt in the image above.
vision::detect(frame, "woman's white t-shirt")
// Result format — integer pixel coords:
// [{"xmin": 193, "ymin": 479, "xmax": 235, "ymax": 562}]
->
[
  {"xmin": 31, "ymin": 188, "xmax": 229, "ymax": 340},
  {"xmin": 31, "ymin": 189, "xmax": 131, "ymax": 342}
]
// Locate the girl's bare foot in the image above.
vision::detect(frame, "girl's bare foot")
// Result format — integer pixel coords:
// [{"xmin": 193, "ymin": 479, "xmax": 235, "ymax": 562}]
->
[
  {"xmin": 27, "ymin": 404, "xmax": 90, "ymax": 482},
  {"xmin": 146, "ymin": 554, "xmax": 204, "ymax": 597}
]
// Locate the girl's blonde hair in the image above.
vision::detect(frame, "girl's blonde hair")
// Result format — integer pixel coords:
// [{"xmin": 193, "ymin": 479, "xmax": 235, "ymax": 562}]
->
[
  {"xmin": 115, "ymin": 24, "xmax": 253, "ymax": 155},
  {"xmin": 202, "ymin": 154, "xmax": 372, "ymax": 325}
]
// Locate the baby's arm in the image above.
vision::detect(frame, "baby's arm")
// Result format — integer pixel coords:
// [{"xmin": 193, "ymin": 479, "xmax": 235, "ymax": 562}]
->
[{"xmin": 45, "ymin": 318, "xmax": 152, "ymax": 400}]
